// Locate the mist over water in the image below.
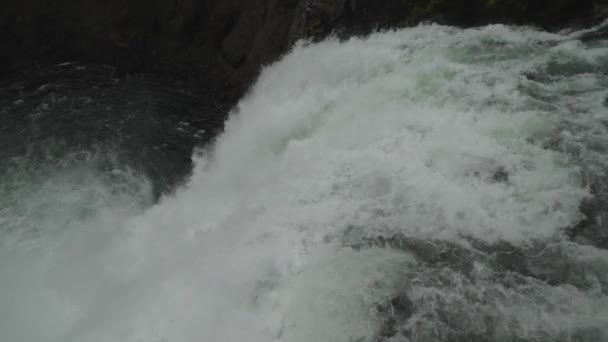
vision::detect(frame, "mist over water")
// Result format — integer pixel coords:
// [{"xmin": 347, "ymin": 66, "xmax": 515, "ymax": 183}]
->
[{"xmin": 2, "ymin": 23, "xmax": 608, "ymax": 342}]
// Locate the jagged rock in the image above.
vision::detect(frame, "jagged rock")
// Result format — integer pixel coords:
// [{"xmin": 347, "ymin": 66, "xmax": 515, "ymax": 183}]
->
[{"xmin": 1, "ymin": 0, "xmax": 607, "ymax": 95}]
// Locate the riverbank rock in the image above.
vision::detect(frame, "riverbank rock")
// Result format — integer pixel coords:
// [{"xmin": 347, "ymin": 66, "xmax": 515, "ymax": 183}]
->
[{"xmin": 1, "ymin": 0, "xmax": 607, "ymax": 91}]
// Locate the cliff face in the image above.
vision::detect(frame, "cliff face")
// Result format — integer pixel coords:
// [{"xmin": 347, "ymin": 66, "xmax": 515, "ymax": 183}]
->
[
  {"xmin": 0, "ymin": 0, "xmax": 298, "ymax": 87},
  {"xmin": 1, "ymin": 0, "xmax": 607, "ymax": 86}
]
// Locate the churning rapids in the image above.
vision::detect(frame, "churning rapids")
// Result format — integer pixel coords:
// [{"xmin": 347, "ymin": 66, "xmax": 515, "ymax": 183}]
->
[{"xmin": 2, "ymin": 23, "xmax": 608, "ymax": 342}]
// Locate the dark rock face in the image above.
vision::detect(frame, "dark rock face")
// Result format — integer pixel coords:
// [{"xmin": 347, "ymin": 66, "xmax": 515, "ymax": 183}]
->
[
  {"xmin": 288, "ymin": 0, "xmax": 418, "ymax": 43},
  {"xmin": 0, "ymin": 0, "xmax": 298, "ymax": 91},
  {"xmin": 1, "ymin": 0, "xmax": 607, "ymax": 88},
  {"xmin": 405, "ymin": 0, "xmax": 604, "ymax": 28}
]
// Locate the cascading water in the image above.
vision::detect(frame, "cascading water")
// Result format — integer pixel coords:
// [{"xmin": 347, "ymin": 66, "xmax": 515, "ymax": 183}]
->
[{"xmin": 2, "ymin": 23, "xmax": 608, "ymax": 342}]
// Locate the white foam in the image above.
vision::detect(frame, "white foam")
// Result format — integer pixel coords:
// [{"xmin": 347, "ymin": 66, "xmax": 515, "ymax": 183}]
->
[{"xmin": 2, "ymin": 23, "xmax": 608, "ymax": 342}]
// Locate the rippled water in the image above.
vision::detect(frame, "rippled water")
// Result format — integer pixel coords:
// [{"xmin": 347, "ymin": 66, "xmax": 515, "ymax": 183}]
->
[
  {"xmin": 2, "ymin": 23, "xmax": 608, "ymax": 342},
  {"xmin": 0, "ymin": 64, "xmax": 225, "ymax": 199}
]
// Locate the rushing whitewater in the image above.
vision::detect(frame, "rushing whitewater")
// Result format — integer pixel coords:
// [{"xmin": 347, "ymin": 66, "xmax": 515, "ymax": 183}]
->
[{"xmin": 2, "ymin": 24, "xmax": 608, "ymax": 342}]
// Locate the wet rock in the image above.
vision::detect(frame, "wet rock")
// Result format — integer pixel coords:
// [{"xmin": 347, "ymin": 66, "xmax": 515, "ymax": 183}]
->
[
  {"xmin": 408, "ymin": 0, "xmax": 605, "ymax": 28},
  {"xmin": 376, "ymin": 294, "xmax": 414, "ymax": 339},
  {"xmin": 567, "ymin": 192, "xmax": 608, "ymax": 249},
  {"xmin": 492, "ymin": 168, "xmax": 509, "ymax": 183},
  {"xmin": 1, "ymin": 0, "xmax": 606, "ymax": 89},
  {"xmin": 288, "ymin": 0, "xmax": 418, "ymax": 43},
  {"xmin": 581, "ymin": 22, "xmax": 608, "ymax": 42}
]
